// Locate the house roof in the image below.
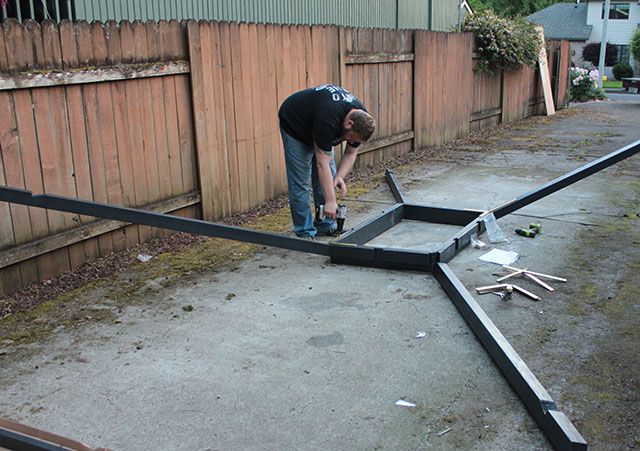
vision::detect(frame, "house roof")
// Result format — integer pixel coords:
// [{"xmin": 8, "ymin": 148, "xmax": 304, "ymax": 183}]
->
[{"xmin": 526, "ymin": 3, "xmax": 592, "ymax": 41}]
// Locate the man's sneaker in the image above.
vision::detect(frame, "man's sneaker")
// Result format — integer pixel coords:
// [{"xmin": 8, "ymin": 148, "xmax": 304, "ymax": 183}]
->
[{"xmin": 299, "ymin": 235, "xmax": 315, "ymax": 241}]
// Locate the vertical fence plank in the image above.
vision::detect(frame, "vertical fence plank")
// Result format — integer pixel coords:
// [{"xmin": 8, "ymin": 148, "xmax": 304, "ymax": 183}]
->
[
  {"xmin": 198, "ymin": 19, "xmax": 223, "ymax": 219},
  {"xmin": 147, "ymin": 22, "xmax": 172, "ymax": 213},
  {"xmin": 59, "ymin": 20, "xmax": 92, "ymax": 268},
  {"xmin": 248, "ymin": 23, "xmax": 266, "ymax": 205},
  {"xmin": 72, "ymin": 20, "xmax": 102, "ymax": 261},
  {"xmin": 187, "ymin": 20, "xmax": 214, "ymax": 219},
  {"xmin": 119, "ymin": 20, "xmax": 151, "ymax": 243},
  {"xmin": 208, "ymin": 20, "xmax": 232, "ymax": 217},
  {"xmin": 134, "ymin": 20, "xmax": 163, "ymax": 238},
  {"xmin": 228, "ymin": 21, "xmax": 250, "ymax": 212},
  {"xmin": 234, "ymin": 22, "xmax": 256, "ymax": 209},
  {"xmin": 265, "ymin": 23, "xmax": 284, "ymax": 197},
  {"xmin": 95, "ymin": 21, "xmax": 128, "ymax": 250},
  {"xmin": 218, "ymin": 21, "xmax": 241, "ymax": 213},
  {"xmin": 106, "ymin": 20, "xmax": 139, "ymax": 250},
  {"xmin": 0, "ymin": 91, "xmax": 27, "ymax": 292},
  {"xmin": 255, "ymin": 23, "xmax": 272, "ymax": 200},
  {"xmin": 159, "ymin": 20, "xmax": 184, "ymax": 201}
]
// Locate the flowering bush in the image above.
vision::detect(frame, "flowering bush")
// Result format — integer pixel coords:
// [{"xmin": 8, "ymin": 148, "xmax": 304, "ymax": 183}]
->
[
  {"xmin": 570, "ymin": 67, "xmax": 606, "ymax": 102},
  {"xmin": 460, "ymin": 10, "xmax": 543, "ymax": 75}
]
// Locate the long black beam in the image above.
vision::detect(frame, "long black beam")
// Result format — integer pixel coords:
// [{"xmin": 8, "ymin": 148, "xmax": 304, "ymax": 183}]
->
[
  {"xmin": 403, "ymin": 203, "xmax": 481, "ymax": 226},
  {"xmin": 329, "ymin": 244, "xmax": 436, "ymax": 272},
  {"xmin": 437, "ymin": 217, "xmax": 485, "ymax": 264},
  {"xmin": 335, "ymin": 203, "xmax": 404, "ymax": 245},
  {"xmin": 492, "ymin": 139, "xmax": 640, "ymax": 219},
  {"xmin": 384, "ymin": 169, "xmax": 408, "ymax": 204},
  {"xmin": 435, "ymin": 263, "xmax": 587, "ymax": 450},
  {"xmin": 0, "ymin": 427, "xmax": 68, "ymax": 450},
  {"xmin": 0, "ymin": 186, "xmax": 329, "ymax": 257}
]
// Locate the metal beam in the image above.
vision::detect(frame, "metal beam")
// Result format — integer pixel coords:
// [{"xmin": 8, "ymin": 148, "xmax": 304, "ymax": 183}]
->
[
  {"xmin": 492, "ymin": 139, "xmax": 640, "ymax": 219},
  {"xmin": 329, "ymin": 243, "xmax": 436, "ymax": 272},
  {"xmin": 403, "ymin": 203, "xmax": 480, "ymax": 225},
  {"xmin": 434, "ymin": 263, "xmax": 587, "ymax": 451},
  {"xmin": 385, "ymin": 169, "xmax": 408, "ymax": 204},
  {"xmin": 0, "ymin": 186, "xmax": 329, "ymax": 257},
  {"xmin": 336, "ymin": 203, "xmax": 404, "ymax": 245}
]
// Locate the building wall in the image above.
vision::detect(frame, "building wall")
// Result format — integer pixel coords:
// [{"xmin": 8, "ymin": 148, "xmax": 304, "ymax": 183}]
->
[
  {"xmin": 586, "ymin": 0, "xmax": 639, "ymax": 73},
  {"xmin": 68, "ymin": 0, "xmax": 466, "ymax": 30}
]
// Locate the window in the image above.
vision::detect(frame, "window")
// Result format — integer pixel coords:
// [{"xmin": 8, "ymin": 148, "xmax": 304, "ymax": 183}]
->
[
  {"xmin": 613, "ymin": 44, "xmax": 630, "ymax": 65},
  {"xmin": 1, "ymin": 0, "xmax": 75, "ymax": 23},
  {"xmin": 601, "ymin": 3, "xmax": 630, "ymax": 20}
]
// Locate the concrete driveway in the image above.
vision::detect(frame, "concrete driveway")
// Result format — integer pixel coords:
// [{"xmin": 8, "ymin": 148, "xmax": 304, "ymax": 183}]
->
[{"xmin": 1, "ymin": 99, "xmax": 639, "ymax": 450}]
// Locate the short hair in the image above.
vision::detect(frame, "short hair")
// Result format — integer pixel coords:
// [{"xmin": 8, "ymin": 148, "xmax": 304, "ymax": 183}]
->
[{"xmin": 349, "ymin": 110, "xmax": 376, "ymax": 142}]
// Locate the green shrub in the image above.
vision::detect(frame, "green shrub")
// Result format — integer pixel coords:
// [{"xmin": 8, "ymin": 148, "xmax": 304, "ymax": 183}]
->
[
  {"xmin": 631, "ymin": 29, "xmax": 640, "ymax": 63},
  {"xmin": 460, "ymin": 10, "xmax": 543, "ymax": 75},
  {"xmin": 612, "ymin": 62, "xmax": 633, "ymax": 80}
]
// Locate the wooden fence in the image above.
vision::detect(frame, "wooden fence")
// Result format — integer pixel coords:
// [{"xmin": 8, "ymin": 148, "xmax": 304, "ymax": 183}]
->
[{"xmin": 0, "ymin": 19, "xmax": 570, "ymax": 296}]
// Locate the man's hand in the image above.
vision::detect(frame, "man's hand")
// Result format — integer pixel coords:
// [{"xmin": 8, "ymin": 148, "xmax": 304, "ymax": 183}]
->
[
  {"xmin": 334, "ymin": 177, "xmax": 347, "ymax": 197},
  {"xmin": 323, "ymin": 200, "xmax": 338, "ymax": 220}
]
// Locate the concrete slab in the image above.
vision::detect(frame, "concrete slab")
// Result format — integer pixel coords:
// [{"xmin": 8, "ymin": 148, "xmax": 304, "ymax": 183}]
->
[{"xmin": 1, "ymin": 100, "xmax": 639, "ymax": 450}]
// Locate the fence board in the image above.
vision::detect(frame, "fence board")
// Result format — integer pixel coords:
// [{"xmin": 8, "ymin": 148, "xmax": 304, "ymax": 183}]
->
[
  {"xmin": 236, "ymin": 22, "xmax": 257, "ymax": 209},
  {"xmin": 249, "ymin": 23, "xmax": 267, "ymax": 205},
  {"xmin": 0, "ymin": 91, "xmax": 26, "ymax": 293},
  {"xmin": 218, "ymin": 21, "xmax": 241, "ymax": 213},
  {"xmin": 207, "ymin": 20, "xmax": 231, "ymax": 216},
  {"xmin": 265, "ymin": 23, "xmax": 284, "ymax": 198}
]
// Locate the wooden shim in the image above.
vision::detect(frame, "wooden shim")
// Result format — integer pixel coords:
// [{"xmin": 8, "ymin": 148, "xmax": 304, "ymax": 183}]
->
[{"xmin": 0, "ymin": 192, "xmax": 201, "ymax": 269}]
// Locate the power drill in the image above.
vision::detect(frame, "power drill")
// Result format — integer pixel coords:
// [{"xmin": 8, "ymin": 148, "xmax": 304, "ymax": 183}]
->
[{"xmin": 317, "ymin": 203, "xmax": 347, "ymax": 233}]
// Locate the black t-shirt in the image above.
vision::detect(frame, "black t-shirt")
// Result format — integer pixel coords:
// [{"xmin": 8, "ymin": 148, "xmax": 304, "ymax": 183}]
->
[{"xmin": 278, "ymin": 84, "xmax": 366, "ymax": 154}]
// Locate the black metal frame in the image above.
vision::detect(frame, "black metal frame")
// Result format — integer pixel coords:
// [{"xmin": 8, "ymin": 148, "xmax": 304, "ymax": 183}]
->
[{"xmin": 1, "ymin": 139, "xmax": 638, "ymax": 450}]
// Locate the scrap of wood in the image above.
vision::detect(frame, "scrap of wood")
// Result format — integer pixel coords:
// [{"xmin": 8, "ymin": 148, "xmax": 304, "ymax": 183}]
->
[
  {"xmin": 476, "ymin": 283, "xmax": 540, "ymax": 301},
  {"xmin": 525, "ymin": 273, "xmax": 555, "ymax": 292},
  {"xmin": 496, "ymin": 268, "xmax": 528, "ymax": 282},
  {"xmin": 502, "ymin": 265, "xmax": 567, "ymax": 282},
  {"xmin": 437, "ymin": 427, "xmax": 452, "ymax": 436},
  {"xmin": 512, "ymin": 285, "xmax": 542, "ymax": 301},
  {"xmin": 476, "ymin": 284, "xmax": 509, "ymax": 294}
]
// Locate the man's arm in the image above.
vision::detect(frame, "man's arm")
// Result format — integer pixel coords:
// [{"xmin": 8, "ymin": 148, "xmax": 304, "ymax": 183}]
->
[
  {"xmin": 333, "ymin": 144, "xmax": 358, "ymax": 197},
  {"xmin": 314, "ymin": 146, "xmax": 338, "ymax": 219}
]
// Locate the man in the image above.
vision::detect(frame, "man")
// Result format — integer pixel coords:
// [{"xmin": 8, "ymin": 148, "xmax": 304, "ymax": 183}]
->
[{"xmin": 278, "ymin": 84, "xmax": 375, "ymax": 239}]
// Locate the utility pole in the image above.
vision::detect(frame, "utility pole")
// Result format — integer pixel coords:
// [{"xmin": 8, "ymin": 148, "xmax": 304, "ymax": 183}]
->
[{"xmin": 598, "ymin": 0, "xmax": 611, "ymax": 87}]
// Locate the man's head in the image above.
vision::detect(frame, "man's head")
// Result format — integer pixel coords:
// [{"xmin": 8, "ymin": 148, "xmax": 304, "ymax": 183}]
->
[{"xmin": 342, "ymin": 109, "xmax": 375, "ymax": 144}]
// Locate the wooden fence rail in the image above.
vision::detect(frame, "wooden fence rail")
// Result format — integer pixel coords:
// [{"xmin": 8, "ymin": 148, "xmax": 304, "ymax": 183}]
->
[{"xmin": 0, "ymin": 18, "xmax": 570, "ymax": 296}]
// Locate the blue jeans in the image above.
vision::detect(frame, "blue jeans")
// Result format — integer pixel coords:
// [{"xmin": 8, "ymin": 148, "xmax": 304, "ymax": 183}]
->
[{"xmin": 280, "ymin": 128, "xmax": 336, "ymax": 237}]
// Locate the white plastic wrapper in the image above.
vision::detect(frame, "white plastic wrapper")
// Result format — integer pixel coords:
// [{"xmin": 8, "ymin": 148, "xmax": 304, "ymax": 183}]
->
[{"xmin": 483, "ymin": 213, "xmax": 507, "ymax": 243}]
